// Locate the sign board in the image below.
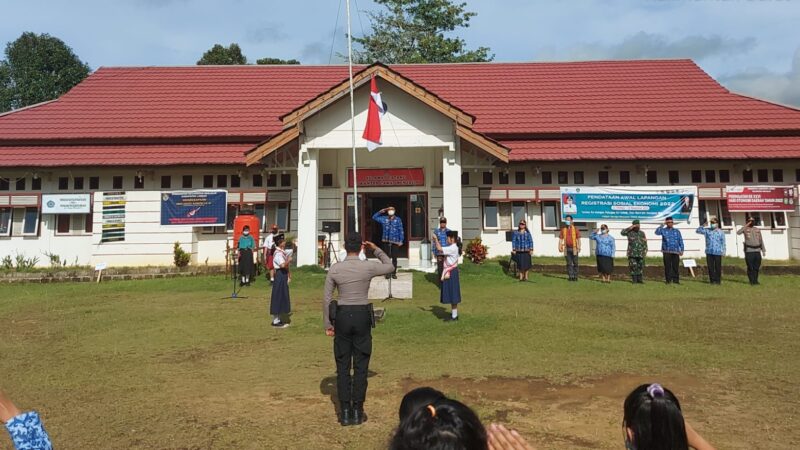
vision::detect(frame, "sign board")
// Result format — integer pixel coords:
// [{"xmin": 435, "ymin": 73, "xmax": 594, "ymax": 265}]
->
[
  {"xmin": 42, "ymin": 194, "xmax": 91, "ymax": 214},
  {"xmin": 94, "ymin": 262, "xmax": 108, "ymax": 271},
  {"xmin": 347, "ymin": 168, "xmax": 425, "ymax": 188},
  {"xmin": 160, "ymin": 190, "xmax": 227, "ymax": 226},
  {"xmin": 725, "ymin": 186, "xmax": 796, "ymax": 212},
  {"xmin": 682, "ymin": 259, "xmax": 697, "ymax": 268},
  {"xmin": 101, "ymin": 192, "xmax": 126, "ymax": 243},
  {"xmin": 560, "ymin": 186, "xmax": 696, "ymax": 222}
]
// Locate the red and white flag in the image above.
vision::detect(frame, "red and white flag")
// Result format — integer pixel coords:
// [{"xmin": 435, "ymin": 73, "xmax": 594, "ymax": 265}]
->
[{"xmin": 362, "ymin": 76, "xmax": 386, "ymax": 152}]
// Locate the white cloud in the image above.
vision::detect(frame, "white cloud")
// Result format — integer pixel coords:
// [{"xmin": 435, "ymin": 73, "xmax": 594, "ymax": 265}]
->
[{"xmin": 720, "ymin": 47, "xmax": 800, "ymax": 108}]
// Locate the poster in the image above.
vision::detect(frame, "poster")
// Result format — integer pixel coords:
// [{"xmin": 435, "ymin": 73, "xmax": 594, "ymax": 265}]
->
[
  {"xmin": 559, "ymin": 186, "xmax": 697, "ymax": 222},
  {"xmin": 725, "ymin": 186, "xmax": 796, "ymax": 212},
  {"xmin": 42, "ymin": 194, "xmax": 91, "ymax": 214},
  {"xmin": 160, "ymin": 190, "xmax": 227, "ymax": 226},
  {"xmin": 347, "ymin": 168, "xmax": 425, "ymax": 187},
  {"xmin": 101, "ymin": 191, "xmax": 126, "ymax": 243}
]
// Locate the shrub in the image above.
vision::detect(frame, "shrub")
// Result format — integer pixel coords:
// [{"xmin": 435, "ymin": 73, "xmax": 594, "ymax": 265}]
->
[
  {"xmin": 173, "ymin": 242, "xmax": 191, "ymax": 268},
  {"xmin": 464, "ymin": 238, "xmax": 489, "ymax": 264}
]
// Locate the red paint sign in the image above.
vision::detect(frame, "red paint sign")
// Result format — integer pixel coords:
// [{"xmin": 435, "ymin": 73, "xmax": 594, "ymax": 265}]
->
[
  {"xmin": 726, "ymin": 186, "xmax": 797, "ymax": 212},
  {"xmin": 348, "ymin": 168, "xmax": 425, "ymax": 187}
]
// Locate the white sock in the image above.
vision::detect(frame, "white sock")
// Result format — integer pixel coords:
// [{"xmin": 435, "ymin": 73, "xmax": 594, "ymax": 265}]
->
[
  {"xmin": 452, "ymin": 309, "xmax": 458, "ymax": 318},
  {"xmin": 272, "ymin": 316, "xmax": 280, "ymax": 324}
]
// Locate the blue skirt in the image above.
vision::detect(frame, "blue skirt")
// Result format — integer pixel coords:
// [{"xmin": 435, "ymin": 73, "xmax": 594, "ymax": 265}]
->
[
  {"xmin": 270, "ymin": 268, "xmax": 291, "ymax": 315},
  {"xmin": 440, "ymin": 268, "xmax": 462, "ymax": 305}
]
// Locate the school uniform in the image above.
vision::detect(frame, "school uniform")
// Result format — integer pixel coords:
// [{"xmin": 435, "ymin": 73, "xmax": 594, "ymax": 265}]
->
[
  {"xmin": 440, "ymin": 243, "xmax": 461, "ymax": 305},
  {"xmin": 238, "ymin": 234, "xmax": 256, "ymax": 285},
  {"xmin": 432, "ymin": 226, "xmax": 451, "ymax": 279},
  {"xmin": 263, "ymin": 232, "xmax": 276, "ymax": 271},
  {"xmin": 270, "ymin": 248, "xmax": 291, "ymax": 317}
]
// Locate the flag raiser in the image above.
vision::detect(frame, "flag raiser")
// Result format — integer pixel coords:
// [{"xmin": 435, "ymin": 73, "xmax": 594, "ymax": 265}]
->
[{"xmin": 362, "ymin": 76, "xmax": 386, "ymax": 151}]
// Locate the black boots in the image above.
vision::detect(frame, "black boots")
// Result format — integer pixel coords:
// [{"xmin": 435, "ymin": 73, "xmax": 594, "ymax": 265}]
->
[
  {"xmin": 631, "ymin": 275, "xmax": 645, "ymax": 284},
  {"xmin": 352, "ymin": 403, "xmax": 365, "ymax": 425},
  {"xmin": 340, "ymin": 403, "xmax": 365, "ymax": 426},
  {"xmin": 340, "ymin": 404, "xmax": 353, "ymax": 426}
]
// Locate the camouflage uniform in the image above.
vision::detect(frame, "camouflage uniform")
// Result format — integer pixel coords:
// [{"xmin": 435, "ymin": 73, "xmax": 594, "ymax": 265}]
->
[{"xmin": 621, "ymin": 228, "xmax": 648, "ymax": 283}]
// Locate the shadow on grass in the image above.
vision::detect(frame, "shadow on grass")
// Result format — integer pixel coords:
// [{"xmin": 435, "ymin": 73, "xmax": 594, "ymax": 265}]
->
[
  {"xmin": 419, "ymin": 305, "xmax": 451, "ymax": 320},
  {"xmin": 320, "ymin": 370, "xmax": 379, "ymax": 422},
  {"xmin": 423, "ymin": 272, "xmax": 441, "ymax": 287}
]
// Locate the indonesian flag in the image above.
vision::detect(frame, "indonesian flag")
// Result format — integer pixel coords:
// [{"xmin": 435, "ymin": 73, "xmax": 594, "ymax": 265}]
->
[{"xmin": 362, "ymin": 76, "xmax": 387, "ymax": 151}]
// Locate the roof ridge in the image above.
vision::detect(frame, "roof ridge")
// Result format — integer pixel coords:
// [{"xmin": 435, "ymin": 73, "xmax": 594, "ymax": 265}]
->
[
  {"xmin": 729, "ymin": 92, "xmax": 800, "ymax": 113},
  {"xmin": 0, "ymin": 99, "xmax": 58, "ymax": 118}
]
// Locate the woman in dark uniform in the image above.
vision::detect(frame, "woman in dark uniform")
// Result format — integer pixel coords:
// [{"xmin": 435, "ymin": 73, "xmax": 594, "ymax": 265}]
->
[
  {"xmin": 270, "ymin": 234, "xmax": 291, "ymax": 328},
  {"xmin": 432, "ymin": 230, "xmax": 461, "ymax": 322},
  {"xmin": 237, "ymin": 225, "xmax": 256, "ymax": 286}
]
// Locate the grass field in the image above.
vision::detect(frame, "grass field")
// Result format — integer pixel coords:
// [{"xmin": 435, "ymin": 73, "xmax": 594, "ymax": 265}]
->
[{"xmin": 1, "ymin": 263, "xmax": 799, "ymax": 449}]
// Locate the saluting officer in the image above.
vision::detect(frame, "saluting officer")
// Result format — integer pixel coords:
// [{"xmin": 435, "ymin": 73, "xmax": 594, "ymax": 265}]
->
[{"xmin": 323, "ymin": 233, "xmax": 394, "ymax": 426}]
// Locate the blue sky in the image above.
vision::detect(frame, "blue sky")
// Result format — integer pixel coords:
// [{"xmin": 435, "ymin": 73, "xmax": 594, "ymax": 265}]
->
[{"xmin": 3, "ymin": 0, "xmax": 800, "ymax": 106}]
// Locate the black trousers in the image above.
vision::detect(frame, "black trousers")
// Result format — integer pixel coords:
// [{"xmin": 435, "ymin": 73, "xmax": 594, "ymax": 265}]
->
[
  {"xmin": 706, "ymin": 254, "xmax": 722, "ymax": 284},
  {"xmin": 663, "ymin": 253, "xmax": 680, "ymax": 283},
  {"xmin": 745, "ymin": 252, "xmax": 762, "ymax": 284},
  {"xmin": 436, "ymin": 255, "xmax": 444, "ymax": 280},
  {"xmin": 565, "ymin": 248, "xmax": 579, "ymax": 280},
  {"xmin": 382, "ymin": 243, "xmax": 399, "ymax": 275},
  {"xmin": 334, "ymin": 306, "xmax": 372, "ymax": 406}
]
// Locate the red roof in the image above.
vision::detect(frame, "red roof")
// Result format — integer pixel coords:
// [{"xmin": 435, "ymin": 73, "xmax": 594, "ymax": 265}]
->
[{"xmin": 0, "ymin": 143, "xmax": 253, "ymax": 166}]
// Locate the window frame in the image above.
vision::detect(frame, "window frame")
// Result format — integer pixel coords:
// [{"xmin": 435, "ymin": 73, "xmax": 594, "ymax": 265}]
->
[
  {"xmin": 160, "ymin": 175, "xmax": 172, "ymax": 189},
  {"xmin": 482, "ymin": 200, "xmax": 500, "ymax": 230},
  {"xmin": 89, "ymin": 176, "xmax": 100, "ymax": 190},
  {"xmin": 619, "ymin": 171, "xmax": 631, "ymax": 185},
  {"xmin": 182, "ymin": 175, "xmax": 193, "ymax": 189},
  {"xmin": 55, "ymin": 213, "xmax": 93, "ymax": 236},
  {"xmin": 541, "ymin": 201, "xmax": 561, "ymax": 231},
  {"xmin": 541, "ymin": 171, "xmax": 553, "ymax": 185},
  {"xmin": 699, "ymin": 200, "xmax": 732, "ymax": 229},
  {"xmin": 573, "ymin": 171, "xmax": 585, "ymax": 185},
  {"xmin": 0, "ymin": 207, "xmax": 11, "ymax": 236},
  {"xmin": 668, "ymin": 170, "xmax": 680, "ymax": 184},
  {"xmin": 769, "ymin": 211, "xmax": 788, "ymax": 230},
  {"xmin": 772, "ymin": 169, "xmax": 784, "ymax": 183},
  {"xmin": 598, "ymin": 171, "xmax": 609, "ymax": 185},
  {"xmin": 646, "ymin": 170, "xmax": 658, "ymax": 184},
  {"xmin": 11, "ymin": 206, "xmax": 40, "ymax": 236},
  {"xmin": 112, "ymin": 176, "xmax": 123, "ymax": 190},
  {"xmin": 514, "ymin": 171, "xmax": 526, "ymax": 185},
  {"xmin": 498, "ymin": 171, "xmax": 509, "ymax": 185}
]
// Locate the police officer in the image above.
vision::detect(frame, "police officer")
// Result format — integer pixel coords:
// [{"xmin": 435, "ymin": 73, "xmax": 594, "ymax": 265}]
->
[{"xmin": 323, "ymin": 233, "xmax": 394, "ymax": 426}]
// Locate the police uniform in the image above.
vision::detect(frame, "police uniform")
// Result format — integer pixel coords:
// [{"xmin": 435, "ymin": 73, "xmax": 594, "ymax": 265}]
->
[{"xmin": 323, "ymin": 247, "xmax": 394, "ymax": 425}]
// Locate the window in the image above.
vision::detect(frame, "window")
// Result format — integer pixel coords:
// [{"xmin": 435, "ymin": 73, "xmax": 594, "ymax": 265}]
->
[
  {"xmin": 699, "ymin": 200, "xmax": 732, "ymax": 228},
  {"xmin": 203, "ymin": 175, "xmax": 214, "ymax": 188},
  {"xmin": 231, "ymin": 174, "xmax": 241, "ymax": 188},
  {"xmin": 14, "ymin": 178, "xmax": 25, "ymax": 190},
  {"xmin": 225, "ymin": 204, "xmax": 240, "ymax": 231},
  {"xmin": 112, "ymin": 176, "xmax": 123, "ymax": 190},
  {"xmin": 691, "ymin": 170, "xmax": 702, "ymax": 183},
  {"xmin": 0, "ymin": 178, "xmax": 8, "ymax": 191},
  {"xmin": 541, "ymin": 201, "xmax": 561, "ymax": 230},
  {"xmin": 74, "ymin": 177, "xmax": 84, "ymax": 190},
  {"xmin": 770, "ymin": 212, "xmax": 787, "ymax": 229},
  {"xmin": 646, "ymin": 170, "xmax": 658, "ymax": 184},
  {"xmin": 719, "ymin": 170, "xmax": 730, "ymax": 183},
  {"xmin": 541, "ymin": 171, "xmax": 553, "ymax": 185},
  {"xmin": 482, "ymin": 171, "xmax": 493, "ymax": 185},
  {"xmin": 619, "ymin": 171, "xmax": 631, "ymax": 185},
  {"xmin": 796, "ymin": 168, "xmax": 800, "ymax": 182},
  {"xmin": 273, "ymin": 202, "xmax": 290, "ymax": 231},
  {"xmin": 483, "ymin": 201, "xmax": 499, "ymax": 228},
  {"xmin": 217, "ymin": 175, "xmax": 227, "ymax": 188},
  {"xmin": 757, "ymin": 169, "xmax": 768, "ymax": 182},
  {"xmin": 134, "ymin": 176, "xmax": 144, "ymax": 189},
  {"xmin": 89, "ymin": 177, "xmax": 99, "ymax": 190},
  {"xmin": 743, "ymin": 170, "xmax": 753, "ymax": 183},
  {"xmin": 461, "ymin": 172, "xmax": 469, "ymax": 186},
  {"xmin": 280, "ymin": 173, "xmax": 291, "ymax": 187},
  {"xmin": 512, "ymin": 202, "xmax": 526, "ymax": 226},
  {"xmin": 0, "ymin": 208, "xmax": 11, "ymax": 235},
  {"xmin": 56, "ymin": 213, "xmax": 92, "ymax": 235},
  {"xmin": 252, "ymin": 174, "xmax": 264, "ymax": 187},
  {"xmin": 746, "ymin": 212, "xmax": 764, "ymax": 227},
  {"xmin": 267, "ymin": 174, "xmax": 277, "ymax": 187},
  {"xmin": 668, "ymin": 170, "xmax": 680, "ymax": 184},
  {"xmin": 58, "ymin": 177, "xmax": 69, "ymax": 190},
  {"xmin": 32, "ymin": 178, "xmax": 41, "ymax": 191},
  {"xmin": 705, "ymin": 170, "xmax": 715, "ymax": 183},
  {"xmin": 161, "ymin": 176, "xmax": 171, "ymax": 189},
  {"xmin": 498, "ymin": 171, "xmax": 509, "ymax": 185},
  {"xmin": 410, "ymin": 194, "xmax": 427, "ymax": 239},
  {"xmin": 557, "ymin": 171, "xmax": 568, "ymax": 184},
  {"xmin": 598, "ymin": 171, "xmax": 609, "ymax": 185},
  {"xmin": 439, "ymin": 172, "xmax": 443, "ymax": 186},
  {"xmin": 772, "ymin": 169, "xmax": 783, "ymax": 183},
  {"xmin": 515, "ymin": 171, "xmax": 525, "ymax": 185},
  {"xmin": 322, "ymin": 173, "xmax": 333, "ymax": 187},
  {"xmin": 573, "ymin": 171, "xmax": 584, "ymax": 185},
  {"xmin": 11, "ymin": 207, "xmax": 39, "ymax": 236},
  {"xmin": 182, "ymin": 175, "xmax": 193, "ymax": 189}
]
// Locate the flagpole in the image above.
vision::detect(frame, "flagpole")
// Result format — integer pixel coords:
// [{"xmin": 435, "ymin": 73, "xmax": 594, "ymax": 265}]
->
[{"xmin": 346, "ymin": 0, "xmax": 359, "ymax": 233}]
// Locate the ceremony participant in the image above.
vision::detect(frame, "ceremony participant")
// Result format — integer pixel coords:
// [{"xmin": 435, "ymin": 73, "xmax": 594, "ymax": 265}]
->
[
  {"xmin": 269, "ymin": 234, "xmax": 291, "ymax": 328},
  {"xmin": 623, "ymin": 383, "xmax": 716, "ymax": 450},
  {"xmin": 432, "ymin": 217, "xmax": 451, "ymax": 280},
  {"xmin": 389, "ymin": 398, "xmax": 488, "ymax": 450},
  {"xmin": 262, "ymin": 223, "xmax": 279, "ymax": 282},
  {"xmin": 237, "ymin": 225, "xmax": 256, "ymax": 287},
  {"xmin": 655, "ymin": 217, "xmax": 684, "ymax": 284},
  {"xmin": 372, "ymin": 206, "xmax": 404, "ymax": 279},
  {"xmin": 737, "ymin": 216, "xmax": 766, "ymax": 285},
  {"xmin": 696, "ymin": 217, "xmax": 726, "ymax": 284},
  {"xmin": 1, "ymin": 390, "xmax": 53, "ymax": 450},
  {"xmin": 621, "ymin": 220, "xmax": 648, "ymax": 284},
  {"xmin": 511, "ymin": 220, "xmax": 534, "ymax": 282},
  {"xmin": 558, "ymin": 215, "xmax": 581, "ymax": 281},
  {"xmin": 432, "ymin": 230, "xmax": 461, "ymax": 321},
  {"xmin": 323, "ymin": 234, "xmax": 394, "ymax": 426},
  {"xmin": 590, "ymin": 224, "xmax": 615, "ymax": 283},
  {"xmin": 398, "ymin": 387, "xmax": 445, "ymax": 422}
]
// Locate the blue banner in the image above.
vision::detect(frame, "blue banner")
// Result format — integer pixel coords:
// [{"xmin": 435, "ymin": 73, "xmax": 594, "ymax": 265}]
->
[
  {"xmin": 160, "ymin": 190, "xmax": 227, "ymax": 226},
  {"xmin": 560, "ymin": 187, "xmax": 696, "ymax": 222}
]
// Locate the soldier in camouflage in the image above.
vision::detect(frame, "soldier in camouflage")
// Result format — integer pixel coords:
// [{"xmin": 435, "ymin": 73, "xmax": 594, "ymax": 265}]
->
[{"xmin": 621, "ymin": 220, "xmax": 648, "ymax": 284}]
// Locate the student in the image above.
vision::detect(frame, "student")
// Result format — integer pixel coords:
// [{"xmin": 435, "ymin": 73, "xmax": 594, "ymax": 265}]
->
[
  {"xmin": 623, "ymin": 383, "xmax": 716, "ymax": 450},
  {"xmin": 590, "ymin": 224, "xmax": 616, "ymax": 283},
  {"xmin": 432, "ymin": 230, "xmax": 461, "ymax": 322},
  {"xmin": 269, "ymin": 234, "xmax": 291, "ymax": 328},
  {"xmin": 262, "ymin": 223, "xmax": 279, "ymax": 282},
  {"xmin": 511, "ymin": 220, "xmax": 534, "ymax": 282},
  {"xmin": 389, "ymin": 398, "xmax": 488, "ymax": 450},
  {"xmin": 696, "ymin": 217, "xmax": 726, "ymax": 285},
  {"xmin": 1, "ymin": 390, "xmax": 53, "ymax": 450},
  {"xmin": 398, "ymin": 387, "xmax": 446, "ymax": 422},
  {"xmin": 432, "ymin": 217, "xmax": 451, "ymax": 281},
  {"xmin": 558, "ymin": 215, "xmax": 581, "ymax": 281},
  {"xmin": 373, "ymin": 206, "xmax": 404, "ymax": 279},
  {"xmin": 622, "ymin": 220, "xmax": 648, "ymax": 284},
  {"xmin": 237, "ymin": 225, "xmax": 256, "ymax": 286},
  {"xmin": 737, "ymin": 216, "xmax": 766, "ymax": 285},
  {"xmin": 655, "ymin": 217, "xmax": 684, "ymax": 284}
]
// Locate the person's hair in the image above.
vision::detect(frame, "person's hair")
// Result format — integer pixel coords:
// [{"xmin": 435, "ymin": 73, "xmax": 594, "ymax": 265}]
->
[
  {"xmin": 666, "ymin": 217, "xmax": 674, "ymax": 222},
  {"xmin": 389, "ymin": 398, "xmax": 487, "ymax": 450},
  {"xmin": 446, "ymin": 230, "xmax": 458, "ymax": 240},
  {"xmin": 709, "ymin": 216, "xmax": 718, "ymax": 224},
  {"xmin": 600, "ymin": 224, "xmax": 608, "ymax": 230},
  {"xmin": 243, "ymin": 225, "xmax": 250, "ymax": 231},
  {"xmin": 344, "ymin": 232, "xmax": 362, "ymax": 253},
  {"xmin": 398, "ymin": 387, "xmax": 446, "ymax": 422},
  {"xmin": 440, "ymin": 217, "xmax": 447, "ymax": 223},
  {"xmin": 274, "ymin": 234, "xmax": 285, "ymax": 247},
  {"xmin": 623, "ymin": 383, "xmax": 688, "ymax": 450},
  {"xmin": 565, "ymin": 215, "xmax": 574, "ymax": 221}
]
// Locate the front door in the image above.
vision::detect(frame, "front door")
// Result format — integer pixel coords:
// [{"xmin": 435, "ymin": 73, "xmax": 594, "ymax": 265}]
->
[{"xmin": 365, "ymin": 194, "xmax": 409, "ymax": 258}]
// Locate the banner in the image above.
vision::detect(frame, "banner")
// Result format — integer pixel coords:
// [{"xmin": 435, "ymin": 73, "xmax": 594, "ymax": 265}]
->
[
  {"xmin": 42, "ymin": 194, "xmax": 91, "ymax": 214},
  {"xmin": 560, "ymin": 186, "xmax": 697, "ymax": 222},
  {"xmin": 347, "ymin": 168, "xmax": 424, "ymax": 187},
  {"xmin": 160, "ymin": 190, "xmax": 227, "ymax": 226},
  {"xmin": 725, "ymin": 186, "xmax": 796, "ymax": 212},
  {"xmin": 101, "ymin": 192, "xmax": 126, "ymax": 243}
]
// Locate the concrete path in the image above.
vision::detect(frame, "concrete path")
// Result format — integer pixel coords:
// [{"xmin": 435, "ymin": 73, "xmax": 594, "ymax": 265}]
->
[{"xmin": 368, "ymin": 271, "xmax": 413, "ymax": 299}]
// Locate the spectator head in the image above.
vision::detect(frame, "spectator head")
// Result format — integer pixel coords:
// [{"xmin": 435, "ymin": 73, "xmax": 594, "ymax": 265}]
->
[
  {"xmin": 274, "ymin": 234, "xmax": 286, "ymax": 248},
  {"xmin": 623, "ymin": 383, "xmax": 688, "ymax": 450},
  {"xmin": 271, "ymin": 223, "xmax": 279, "ymax": 232},
  {"xmin": 445, "ymin": 230, "xmax": 458, "ymax": 244},
  {"xmin": 390, "ymin": 398, "xmax": 488, "ymax": 450},
  {"xmin": 344, "ymin": 232, "xmax": 363, "ymax": 254},
  {"xmin": 242, "ymin": 225, "xmax": 250, "ymax": 234},
  {"xmin": 518, "ymin": 220, "xmax": 527, "ymax": 230},
  {"xmin": 439, "ymin": 217, "xmax": 448, "ymax": 228},
  {"xmin": 398, "ymin": 387, "xmax": 446, "ymax": 422},
  {"xmin": 665, "ymin": 217, "xmax": 674, "ymax": 228}
]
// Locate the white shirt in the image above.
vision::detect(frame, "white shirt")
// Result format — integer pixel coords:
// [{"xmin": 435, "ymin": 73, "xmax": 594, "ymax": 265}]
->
[
  {"xmin": 441, "ymin": 243, "xmax": 459, "ymax": 267},
  {"xmin": 262, "ymin": 233, "xmax": 275, "ymax": 249},
  {"xmin": 274, "ymin": 248, "xmax": 292, "ymax": 267}
]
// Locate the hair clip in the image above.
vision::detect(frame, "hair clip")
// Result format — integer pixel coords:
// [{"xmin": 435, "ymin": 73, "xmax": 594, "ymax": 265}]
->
[
  {"xmin": 647, "ymin": 383, "xmax": 665, "ymax": 399},
  {"xmin": 427, "ymin": 404, "xmax": 437, "ymax": 418}
]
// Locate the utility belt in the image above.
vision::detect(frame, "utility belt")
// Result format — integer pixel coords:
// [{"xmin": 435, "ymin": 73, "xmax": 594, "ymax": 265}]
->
[
  {"xmin": 329, "ymin": 301, "xmax": 375, "ymax": 328},
  {"xmin": 745, "ymin": 244, "xmax": 762, "ymax": 249}
]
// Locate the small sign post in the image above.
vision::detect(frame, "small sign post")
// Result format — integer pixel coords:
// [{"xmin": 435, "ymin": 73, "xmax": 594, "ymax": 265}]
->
[
  {"xmin": 682, "ymin": 258, "xmax": 697, "ymax": 278},
  {"xmin": 95, "ymin": 262, "xmax": 107, "ymax": 283}
]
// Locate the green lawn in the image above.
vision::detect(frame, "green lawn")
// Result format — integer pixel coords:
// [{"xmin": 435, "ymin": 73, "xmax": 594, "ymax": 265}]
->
[{"xmin": 1, "ymin": 264, "xmax": 798, "ymax": 449}]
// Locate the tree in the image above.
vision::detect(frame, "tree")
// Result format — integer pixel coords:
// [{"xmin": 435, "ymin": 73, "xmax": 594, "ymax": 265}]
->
[
  {"xmin": 353, "ymin": 0, "xmax": 493, "ymax": 64},
  {"xmin": 256, "ymin": 57, "xmax": 300, "ymax": 65},
  {"xmin": 197, "ymin": 43, "xmax": 247, "ymax": 65},
  {"xmin": 0, "ymin": 32, "xmax": 90, "ymax": 112}
]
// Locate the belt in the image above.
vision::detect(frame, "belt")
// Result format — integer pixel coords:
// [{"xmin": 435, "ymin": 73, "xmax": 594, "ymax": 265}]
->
[{"xmin": 338, "ymin": 304, "xmax": 372, "ymax": 311}]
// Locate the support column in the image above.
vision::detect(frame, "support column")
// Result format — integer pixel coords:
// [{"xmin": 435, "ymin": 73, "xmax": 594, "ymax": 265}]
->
[
  {"xmin": 296, "ymin": 144, "xmax": 319, "ymax": 267},
  {"xmin": 442, "ymin": 140, "xmax": 463, "ymax": 237}
]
